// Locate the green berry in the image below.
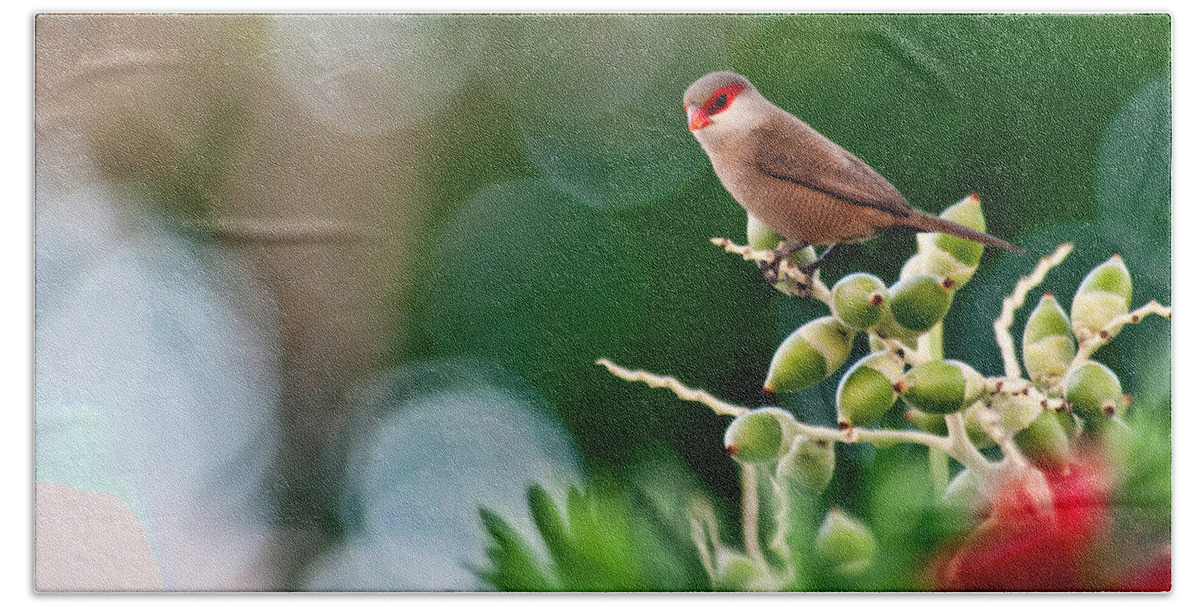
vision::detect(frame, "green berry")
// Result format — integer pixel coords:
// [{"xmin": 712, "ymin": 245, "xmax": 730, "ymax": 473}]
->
[
  {"xmin": 815, "ymin": 508, "xmax": 876, "ymax": 577},
  {"xmin": 899, "ymin": 360, "xmax": 984, "ymax": 415},
  {"xmin": 765, "ymin": 317, "xmax": 855, "ymax": 393},
  {"xmin": 1023, "ymin": 292, "xmax": 1077, "ymax": 388},
  {"xmin": 724, "ymin": 410, "xmax": 786, "ymax": 462},
  {"xmin": 715, "ymin": 552, "xmax": 768, "ymax": 591},
  {"xmin": 1063, "ymin": 361, "xmax": 1124, "ymax": 429},
  {"xmin": 997, "ymin": 393, "xmax": 1042, "ymax": 433},
  {"xmin": 836, "ymin": 352, "xmax": 904, "ymax": 427},
  {"xmin": 928, "ymin": 193, "xmax": 988, "ymax": 267},
  {"xmin": 1015, "ymin": 409, "xmax": 1073, "ymax": 473},
  {"xmin": 1071, "ymin": 254, "xmax": 1133, "ymax": 341},
  {"xmin": 889, "ymin": 275, "xmax": 955, "ymax": 333},
  {"xmin": 962, "ymin": 404, "xmax": 996, "ymax": 448},
  {"xmin": 746, "ymin": 214, "xmax": 783, "ymax": 251},
  {"xmin": 900, "ymin": 248, "xmax": 974, "ymax": 286},
  {"xmin": 904, "ymin": 407, "xmax": 947, "ymax": 434},
  {"xmin": 871, "ymin": 303, "xmax": 921, "ymax": 348},
  {"xmin": 832, "ymin": 273, "xmax": 888, "ymax": 329},
  {"xmin": 747, "ymin": 215, "xmax": 817, "ymax": 266},
  {"xmin": 1025, "ymin": 292, "xmax": 1073, "ymax": 344},
  {"xmin": 776, "ymin": 435, "xmax": 836, "ymax": 494}
]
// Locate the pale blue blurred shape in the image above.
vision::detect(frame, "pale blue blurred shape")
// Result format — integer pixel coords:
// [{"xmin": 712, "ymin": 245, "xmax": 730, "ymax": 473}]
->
[
  {"xmin": 270, "ymin": 14, "xmax": 471, "ymax": 135},
  {"xmin": 35, "ymin": 177, "xmax": 284, "ymax": 590},
  {"xmin": 305, "ymin": 359, "xmax": 582, "ymax": 591}
]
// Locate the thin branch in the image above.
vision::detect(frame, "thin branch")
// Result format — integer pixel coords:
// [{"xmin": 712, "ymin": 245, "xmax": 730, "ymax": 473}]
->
[
  {"xmin": 804, "ymin": 423, "xmax": 952, "ymax": 452},
  {"xmin": 687, "ymin": 498, "xmax": 720, "ymax": 583},
  {"xmin": 984, "ymin": 375, "xmax": 1069, "ymax": 411},
  {"xmin": 596, "ymin": 358, "xmax": 749, "ymax": 417},
  {"xmin": 597, "ymin": 358, "xmax": 953, "ymax": 451},
  {"xmin": 869, "ymin": 331, "xmax": 931, "ymax": 366},
  {"xmin": 1074, "ymin": 300, "xmax": 1173, "ymax": 362},
  {"xmin": 768, "ymin": 475, "xmax": 793, "ymax": 563},
  {"xmin": 1048, "ymin": 300, "xmax": 1174, "ymax": 395},
  {"xmin": 945, "ymin": 411, "xmax": 994, "ymax": 472},
  {"xmin": 993, "ymin": 243, "xmax": 1075, "ymax": 378},
  {"xmin": 710, "ymin": 238, "xmax": 833, "ymax": 305},
  {"xmin": 739, "ymin": 464, "xmax": 767, "ymax": 566}
]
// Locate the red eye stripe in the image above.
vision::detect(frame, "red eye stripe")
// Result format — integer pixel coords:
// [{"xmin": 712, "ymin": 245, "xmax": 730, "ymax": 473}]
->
[{"xmin": 703, "ymin": 83, "xmax": 746, "ymax": 116}]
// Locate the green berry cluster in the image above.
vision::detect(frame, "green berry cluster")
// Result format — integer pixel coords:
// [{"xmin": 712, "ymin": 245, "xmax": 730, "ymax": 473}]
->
[
  {"xmin": 691, "ymin": 195, "xmax": 1167, "ymax": 589},
  {"xmin": 763, "ymin": 195, "xmax": 990, "ymax": 426},
  {"xmin": 600, "ymin": 195, "xmax": 1169, "ymax": 592}
]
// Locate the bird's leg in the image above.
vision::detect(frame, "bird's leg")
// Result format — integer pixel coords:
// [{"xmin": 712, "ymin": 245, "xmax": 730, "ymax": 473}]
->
[
  {"xmin": 758, "ymin": 240, "xmax": 809, "ymax": 284},
  {"xmin": 772, "ymin": 244, "xmax": 838, "ymax": 300},
  {"xmin": 799, "ymin": 244, "xmax": 840, "ymax": 278}
]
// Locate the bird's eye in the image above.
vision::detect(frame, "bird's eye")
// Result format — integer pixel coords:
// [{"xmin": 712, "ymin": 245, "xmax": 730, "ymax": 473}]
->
[{"xmin": 703, "ymin": 83, "xmax": 745, "ymax": 117}]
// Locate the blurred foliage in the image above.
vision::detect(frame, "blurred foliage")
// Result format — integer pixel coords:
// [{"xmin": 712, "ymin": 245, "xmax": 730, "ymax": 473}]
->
[
  {"xmin": 477, "ymin": 456, "xmax": 713, "ymax": 591},
  {"xmin": 480, "ymin": 444, "xmax": 975, "ymax": 591},
  {"xmin": 1110, "ymin": 408, "xmax": 1172, "ymax": 544}
]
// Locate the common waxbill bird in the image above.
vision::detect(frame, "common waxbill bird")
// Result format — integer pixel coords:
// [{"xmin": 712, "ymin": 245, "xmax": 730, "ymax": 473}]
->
[{"xmin": 684, "ymin": 71, "xmax": 1023, "ymax": 280}]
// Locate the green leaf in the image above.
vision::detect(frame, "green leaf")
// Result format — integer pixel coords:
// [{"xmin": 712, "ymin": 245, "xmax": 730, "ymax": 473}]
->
[
  {"xmin": 477, "ymin": 508, "xmax": 558, "ymax": 591},
  {"xmin": 527, "ymin": 485, "xmax": 575, "ymax": 574}
]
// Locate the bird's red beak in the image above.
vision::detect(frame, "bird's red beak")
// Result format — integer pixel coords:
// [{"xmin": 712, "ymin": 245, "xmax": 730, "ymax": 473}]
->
[{"xmin": 686, "ymin": 104, "xmax": 711, "ymax": 132}]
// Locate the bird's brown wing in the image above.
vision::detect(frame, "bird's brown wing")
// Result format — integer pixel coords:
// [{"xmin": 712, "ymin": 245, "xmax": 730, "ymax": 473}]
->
[{"xmin": 750, "ymin": 117, "xmax": 914, "ymax": 218}]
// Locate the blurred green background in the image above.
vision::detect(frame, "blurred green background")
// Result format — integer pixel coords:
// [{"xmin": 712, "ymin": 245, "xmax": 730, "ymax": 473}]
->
[{"xmin": 39, "ymin": 13, "xmax": 1170, "ymax": 589}]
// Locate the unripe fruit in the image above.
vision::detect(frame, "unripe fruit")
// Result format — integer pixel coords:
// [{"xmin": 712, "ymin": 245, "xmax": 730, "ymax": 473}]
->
[
  {"xmin": 1014, "ymin": 409, "xmax": 1073, "ymax": 473},
  {"xmin": 1071, "ymin": 254, "xmax": 1133, "ymax": 341},
  {"xmin": 832, "ymin": 273, "xmax": 888, "ymax": 329},
  {"xmin": 962, "ymin": 404, "xmax": 996, "ymax": 449},
  {"xmin": 724, "ymin": 410, "xmax": 786, "ymax": 462},
  {"xmin": 764, "ymin": 317, "xmax": 855, "ymax": 393},
  {"xmin": 776, "ymin": 435, "xmax": 836, "ymax": 494},
  {"xmin": 914, "ymin": 193, "xmax": 991, "ymax": 286},
  {"xmin": 815, "ymin": 508, "xmax": 876, "ymax": 577},
  {"xmin": 900, "ymin": 248, "xmax": 971, "ymax": 286},
  {"xmin": 747, "ymin": 215, "xmax": 817, "ymax": 266},
  {"xmin": 714, "ymin": 551, "xmax": 768, "ymax": 591},
  {"xmin": 899, "ymin": 360, "xmax": 985, "ymax": 415},
  {"xmin": 989, "ymin": 392, "xmax": 1042, "ymax": 433},
  {"xmin": 761, "ymin": 406, "xmax": 799, "ymax": 456},
  {"xmin": 925, "ymin": 193, "xmax": 988, "ymax": 268},
  {"xmin": 871, "ymin": 303, "xmax": 921, "ymax": 348},
  {"xmin": 888, "ymin": 275, "xmax": 955, "ymax": 333},
  {"xmin": 1022, "ymin": 292, "xmax": 1077, "ymax": 389},
  {"xmin": 1063, "ymin": 361, "xmax": 1124, "ymax": 429},
  {"xmin": 1053, "ymin": 406, "xmax": 1079, "ymax": 437},
  {"xmin": 836, "ymin": 352, "xmax": 904, "ymax": 427},
  {"xmin": 904, "ymin": 407, "xmax": 947, "ymax": 434},
  {"xmin": 746, "ymin": 214, "xmax": 781, "ymax": 251}
]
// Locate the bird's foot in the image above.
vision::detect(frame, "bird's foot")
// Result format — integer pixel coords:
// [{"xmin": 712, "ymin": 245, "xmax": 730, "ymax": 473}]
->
[
  {"xmin": 757, "ymin": 252, "xmax": 784, "ymax": 285},
  {"xmin": 791, "ymin": 262, "xmax": 820, "ymax": 299},
  {"xmin": 757, "ymin": 242, "xmax": 816, "ymax": 298}
]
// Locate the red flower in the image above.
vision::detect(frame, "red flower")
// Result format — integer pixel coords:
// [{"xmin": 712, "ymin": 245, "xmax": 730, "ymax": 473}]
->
[{"xmin": 935, "ymin": 458, "xmax": 1125, "ymax": 591}]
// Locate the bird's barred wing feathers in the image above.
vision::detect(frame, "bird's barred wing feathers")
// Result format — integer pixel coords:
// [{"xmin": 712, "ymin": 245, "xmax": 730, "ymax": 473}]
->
[{"xmin": 750, "ymin": 118, "xmax": 914, "ymax": 218}]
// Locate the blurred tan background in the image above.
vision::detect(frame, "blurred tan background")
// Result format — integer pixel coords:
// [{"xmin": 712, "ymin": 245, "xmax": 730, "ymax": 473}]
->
[{"xmin": 37, "ymin": 14, "xmax": 428, "ymax": 589}]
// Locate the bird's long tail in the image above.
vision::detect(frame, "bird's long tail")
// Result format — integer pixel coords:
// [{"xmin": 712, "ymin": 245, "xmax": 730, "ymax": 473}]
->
[{"xmin": 906, "ymin": 211, "xmax": 1024, "ymax": 253}]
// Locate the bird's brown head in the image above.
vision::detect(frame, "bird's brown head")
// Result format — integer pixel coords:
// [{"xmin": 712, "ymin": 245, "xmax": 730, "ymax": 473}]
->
[{"xmin": 683, "ymin": 71, "xmax": 756, "ymax": 133}]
